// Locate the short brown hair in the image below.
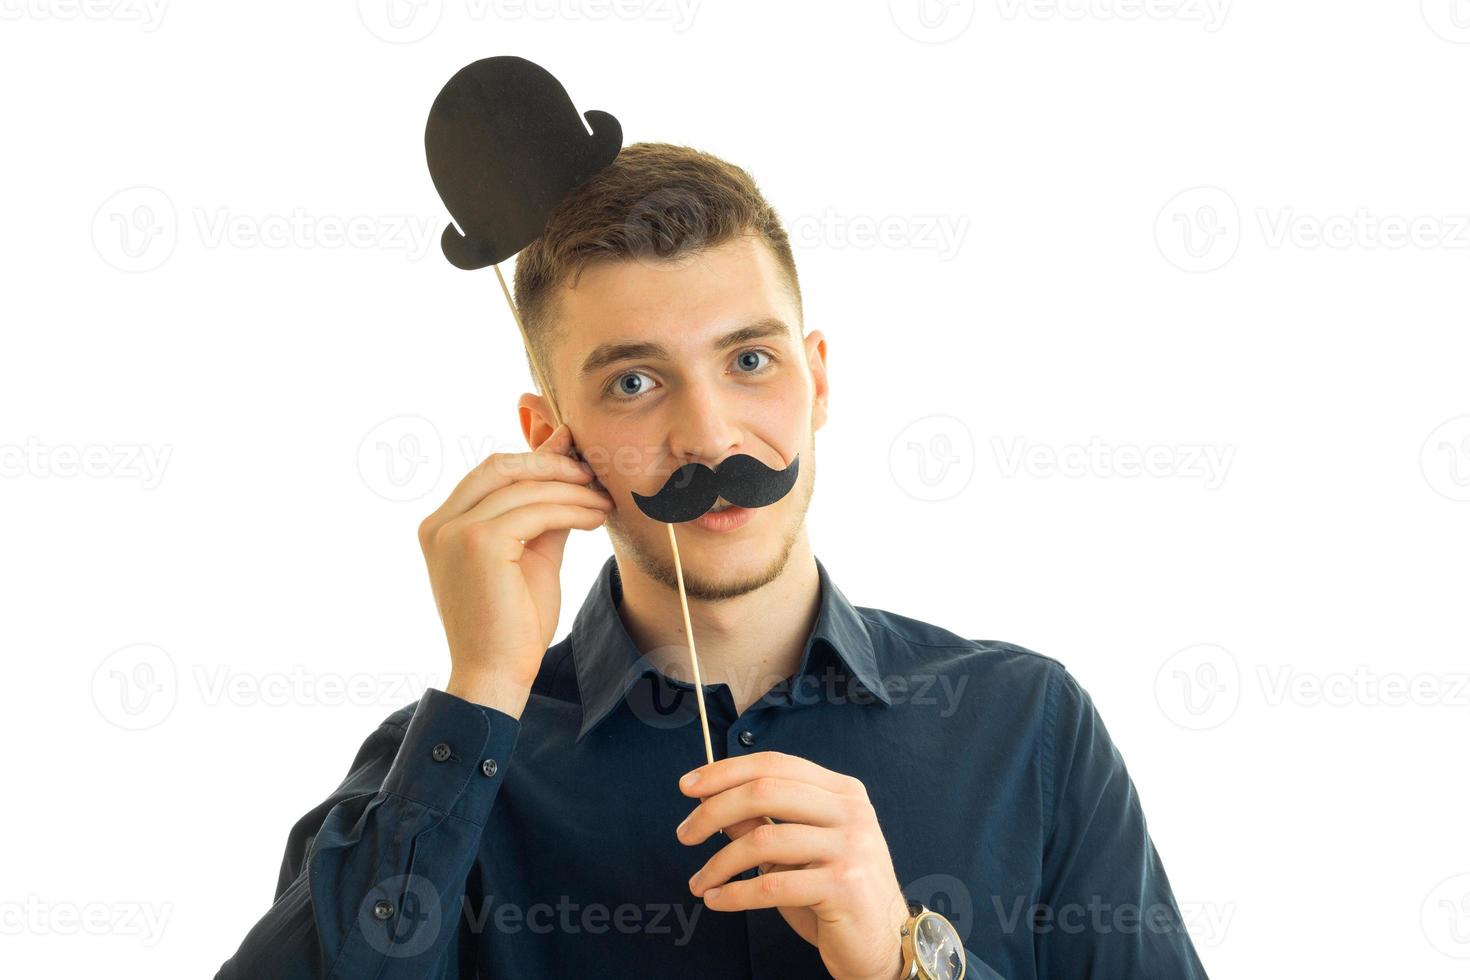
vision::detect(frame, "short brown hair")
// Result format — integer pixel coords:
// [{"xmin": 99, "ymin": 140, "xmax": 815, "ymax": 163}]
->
[{"xmin": 512, "ymin": 142, "xmax": 803, "ymax": 404}]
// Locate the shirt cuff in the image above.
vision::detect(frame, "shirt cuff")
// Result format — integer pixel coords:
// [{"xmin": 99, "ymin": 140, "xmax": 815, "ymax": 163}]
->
[{"xmin": 380, "ymin": 686, "xmax": 522, "ymax": 827}]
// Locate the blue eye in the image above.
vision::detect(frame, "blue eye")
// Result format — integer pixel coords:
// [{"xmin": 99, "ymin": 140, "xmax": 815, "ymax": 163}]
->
[
  {"xmin": 613, "ymin": 371, "xmax": 654, "ymax": 398},
  {"xmin": 735, "ymin": 349, "xmax": 772, "ymax": 373},
  {"xmin": 604, "ymin": 348, "xmax": 778, "ymax": 402}
]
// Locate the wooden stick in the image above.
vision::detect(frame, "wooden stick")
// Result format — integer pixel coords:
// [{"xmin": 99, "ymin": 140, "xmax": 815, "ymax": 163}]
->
[
  {"xmin": 494, "ymin": 263, "xmax": 562, "ymax": 427},
  {"xmin": 667, "ymin": 520, "xmax": 716, "ymax": 768}
]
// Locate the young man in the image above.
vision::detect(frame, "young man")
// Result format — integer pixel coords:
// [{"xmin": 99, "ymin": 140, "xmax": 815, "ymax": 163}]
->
[{"xmin": 215, "ymin": 144, "xmax": 1210, "ymax": 979}]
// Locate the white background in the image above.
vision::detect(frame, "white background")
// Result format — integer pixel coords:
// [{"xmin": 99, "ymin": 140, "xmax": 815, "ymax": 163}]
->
[{"xmin": 3, "ymin": 1, "xmax": 1468, "ymax": 976}]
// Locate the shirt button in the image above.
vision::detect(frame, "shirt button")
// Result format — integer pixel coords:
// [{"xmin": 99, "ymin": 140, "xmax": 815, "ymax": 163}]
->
[
  {"xmin": 481, "ymin": 758, "xmax": 498, "ymax": 778},
  {"xmin": 372, "ymin": 899, "xmax": 395, "ymax": 920},
  {"xmin": 431, "ymin": 742, "xmax": 452, "ymax": 762},
  {"xmin": 738, "ymin": 730, "xmax": 756, "ymax": 747}
]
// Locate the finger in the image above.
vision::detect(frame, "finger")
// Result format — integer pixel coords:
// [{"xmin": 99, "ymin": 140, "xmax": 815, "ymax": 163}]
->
[
  {"xmin": 700, "ymin": 867, "xmax": 832, "ymax": 913},
  {"xmin": 539, "ymin": 421, "xmax": 606, "ymax": 482},
  {"xmin": 718, "ymin": 816, "xmax": 771, "ymax": 841},
  {"xmin": 677, "ymin": 778, "xmax": 848, "ymax": 845},
  {"xmin": 451, "ymin": 475, "xmax": 613, "ymax": 529},
  {"xmin": 680, "ymin": 750, "xmax": 861, "ymax": 799},
  {"xmin": 533, "ymin": 423, "xmax": 613, "ymax": 505},
  {"xmin": 463, "ymin": 502, "xmax": 612, "ymax": 561},
  {"xmin": 432, "ymin": 424, "xmax": 597, "ymax": 523},
  {"xmin": 690, "ymin": 823, "xmax": 842, "ymax": 897}
]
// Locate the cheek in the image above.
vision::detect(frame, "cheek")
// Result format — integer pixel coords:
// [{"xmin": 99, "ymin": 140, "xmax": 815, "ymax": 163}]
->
[
  {"xmin": 587, "ymin": 450, "xmax": 669, "ymax": 523},
  {"xmin": 576, "ymin": 437, "xmax": 647, "ymax": 491},
  {"xmin": 603, "ymin": 443, "xmax": 661, "ymax": 494}
]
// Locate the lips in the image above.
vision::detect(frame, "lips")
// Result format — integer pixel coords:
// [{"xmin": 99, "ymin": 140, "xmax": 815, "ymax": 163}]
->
[{"xmin": 693, "ymin": 500, "xmax": 752, "ymax": 532}]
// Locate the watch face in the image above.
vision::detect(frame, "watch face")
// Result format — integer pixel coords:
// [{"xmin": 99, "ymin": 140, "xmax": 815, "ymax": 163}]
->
[{"xmin": 915, "ymin": 912, "xmax": 964, "ymax": 980}]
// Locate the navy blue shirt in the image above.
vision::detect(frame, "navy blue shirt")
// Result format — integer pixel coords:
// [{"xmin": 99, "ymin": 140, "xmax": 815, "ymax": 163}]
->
[{"xmin": 216, "ymin": 554, "xmax": 1209, "ymax": 979}]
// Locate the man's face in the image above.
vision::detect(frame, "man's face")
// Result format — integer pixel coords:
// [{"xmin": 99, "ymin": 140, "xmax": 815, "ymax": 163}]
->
[{"xmin": 522, "ymin": 234, "xmax": 829, "ymax": 601}]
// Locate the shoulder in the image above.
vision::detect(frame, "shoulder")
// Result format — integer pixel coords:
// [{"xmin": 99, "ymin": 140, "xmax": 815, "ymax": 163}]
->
[
  {"xmin": 858, "ymin": 602, "xmax": 1069, "ymax": 686},
  {"xmin": 852, "ymin": 603, "xmax": 1090, "ymax": 733}
]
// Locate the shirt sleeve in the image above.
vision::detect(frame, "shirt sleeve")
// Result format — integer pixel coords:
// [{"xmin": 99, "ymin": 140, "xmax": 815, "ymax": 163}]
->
[
  {"xmin": 214, "ymin": 686, "xmax": 521, "ymax": 980},
  {"xmin": 963, "ymin": 946, "xmax": 1010, "ymax": 978},
  {"xmin": 1034, "ymin": 665, "xmax": 1210, "ymax": 979}
]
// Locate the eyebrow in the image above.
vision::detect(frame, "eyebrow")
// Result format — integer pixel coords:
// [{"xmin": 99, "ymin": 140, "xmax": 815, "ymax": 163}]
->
[{"xmin": 578, "ymin": 317, "xmax": 794, "ymax": 382}]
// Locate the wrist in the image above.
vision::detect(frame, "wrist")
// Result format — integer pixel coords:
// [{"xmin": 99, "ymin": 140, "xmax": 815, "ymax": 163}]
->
[{"xmin": 444, "ymin": 669, "xmax": 533, "ymax": 718}]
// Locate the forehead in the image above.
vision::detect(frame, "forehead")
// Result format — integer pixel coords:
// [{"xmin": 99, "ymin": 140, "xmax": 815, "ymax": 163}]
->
[{"xmin": 551, "ymin": 234, "xmax": 799, "ymax": 373}]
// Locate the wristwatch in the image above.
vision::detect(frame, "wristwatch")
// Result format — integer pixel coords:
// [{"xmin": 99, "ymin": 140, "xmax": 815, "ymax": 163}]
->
[{"xmin": 898, "ymin": 897, "xmax": 965, "ymax": 980}]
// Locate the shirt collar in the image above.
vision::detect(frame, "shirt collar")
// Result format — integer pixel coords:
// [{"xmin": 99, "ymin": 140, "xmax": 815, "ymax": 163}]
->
[{"xmin": 570, "ymin": 554, "xmax": 893, "ymax": 742}]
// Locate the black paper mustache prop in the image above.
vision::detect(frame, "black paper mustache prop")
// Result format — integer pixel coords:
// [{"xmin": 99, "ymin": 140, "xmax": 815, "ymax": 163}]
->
[{"xmin": 632, "ymin": 452, "xmax": 801, "ymax": 523}]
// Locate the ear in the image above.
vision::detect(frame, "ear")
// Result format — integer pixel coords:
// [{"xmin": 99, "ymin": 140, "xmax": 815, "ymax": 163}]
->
[
  {"xmin": 518, "ymin": 393, "xmax": 559, "ymax": 449},
  {"xmin": 804, "ymin": 328, "xmax": 830, "ymax": 433}
]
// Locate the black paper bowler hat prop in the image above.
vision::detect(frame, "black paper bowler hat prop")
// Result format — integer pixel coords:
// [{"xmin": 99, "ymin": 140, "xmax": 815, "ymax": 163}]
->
[{"xmin": 425, "ymin": 55, "xmax": 622, "ymax": 270}]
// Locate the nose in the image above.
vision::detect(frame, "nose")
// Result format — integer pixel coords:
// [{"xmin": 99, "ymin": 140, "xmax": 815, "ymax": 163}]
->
[{"xmin": 666, "ymin": 375, "xmax": 743, "ymax": 470}]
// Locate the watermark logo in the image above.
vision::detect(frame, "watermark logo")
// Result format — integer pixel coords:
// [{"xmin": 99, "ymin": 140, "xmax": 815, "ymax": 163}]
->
[
  {"xmin": 91, "ymin": 643, "xmax": 178, "ymax": 731},
  {"xmin": 359, "ymin": 415, "xmax": 444, "ymax": 502},
  {"xmin": 889, "ymin": 415, "xmax": 976, "ymax": 503},
  {"xmin": 93, "ymin": 186, "xmax": 177, "ymax": 273},
  {"xmin": 1155, "ymin": 186, "xmax": 1239, "ymax": 273},
  {"xmin": 890, "ymin": 0, "xmax": 976, "ymax": 43},
  {"xmin": 1421, "ymin": 415, "xmax": 1470, "ymax": 502},
  {"xmin": 622, "ymin": 649, "xmax": 703, "ymax": 732},
  {"xmin": 1422, "ymin": 0, "xmax": 1470, "ymax": 43},
  {"xmin": 1154, "ymin": 643, "xmax": 1240, "ymax": 730},
  {"xmin": 904, "ymin": 872, "xmax": 975, "ymax": 941},
  {"xmin": 357, "ymin": 0, "xmax": 443, "ymax": 42},
  {"xmin": 360, "ymin": 874, "xmax": 443, "ymax": 957},
  {"xmin": 1422, "ymin": 872, "xmax": 1470, "ymax": 959}
]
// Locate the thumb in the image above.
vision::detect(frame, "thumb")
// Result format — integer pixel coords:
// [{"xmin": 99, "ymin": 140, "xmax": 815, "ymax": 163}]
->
[{"xmin": 526, "ymin": 522, "xmax": 573, "ymax": 567}]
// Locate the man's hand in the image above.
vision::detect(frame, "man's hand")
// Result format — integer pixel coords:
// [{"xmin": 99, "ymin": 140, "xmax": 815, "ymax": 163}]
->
[
  {"xmin": 677, "ymin": 751, "xmax": 911, "ymax": 980},
  {"xmin": 417, "ymin": 422, "xmax": 614, "ymax": 717}
]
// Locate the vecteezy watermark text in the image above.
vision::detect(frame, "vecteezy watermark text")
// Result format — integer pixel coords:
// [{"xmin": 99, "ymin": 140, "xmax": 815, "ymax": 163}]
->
[
  {"xmin": 1, "ymin": 437, "xmax": 172, "ymax": 489},
  {"xmin": 992, "ymin": 436, "xmax": 1235, "ymax": 489}
]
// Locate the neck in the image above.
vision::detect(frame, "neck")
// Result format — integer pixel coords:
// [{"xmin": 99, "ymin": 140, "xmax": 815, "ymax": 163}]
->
[{"xmin": 615, "ymin": 531, "xmax": 821, "ymax": 715}]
